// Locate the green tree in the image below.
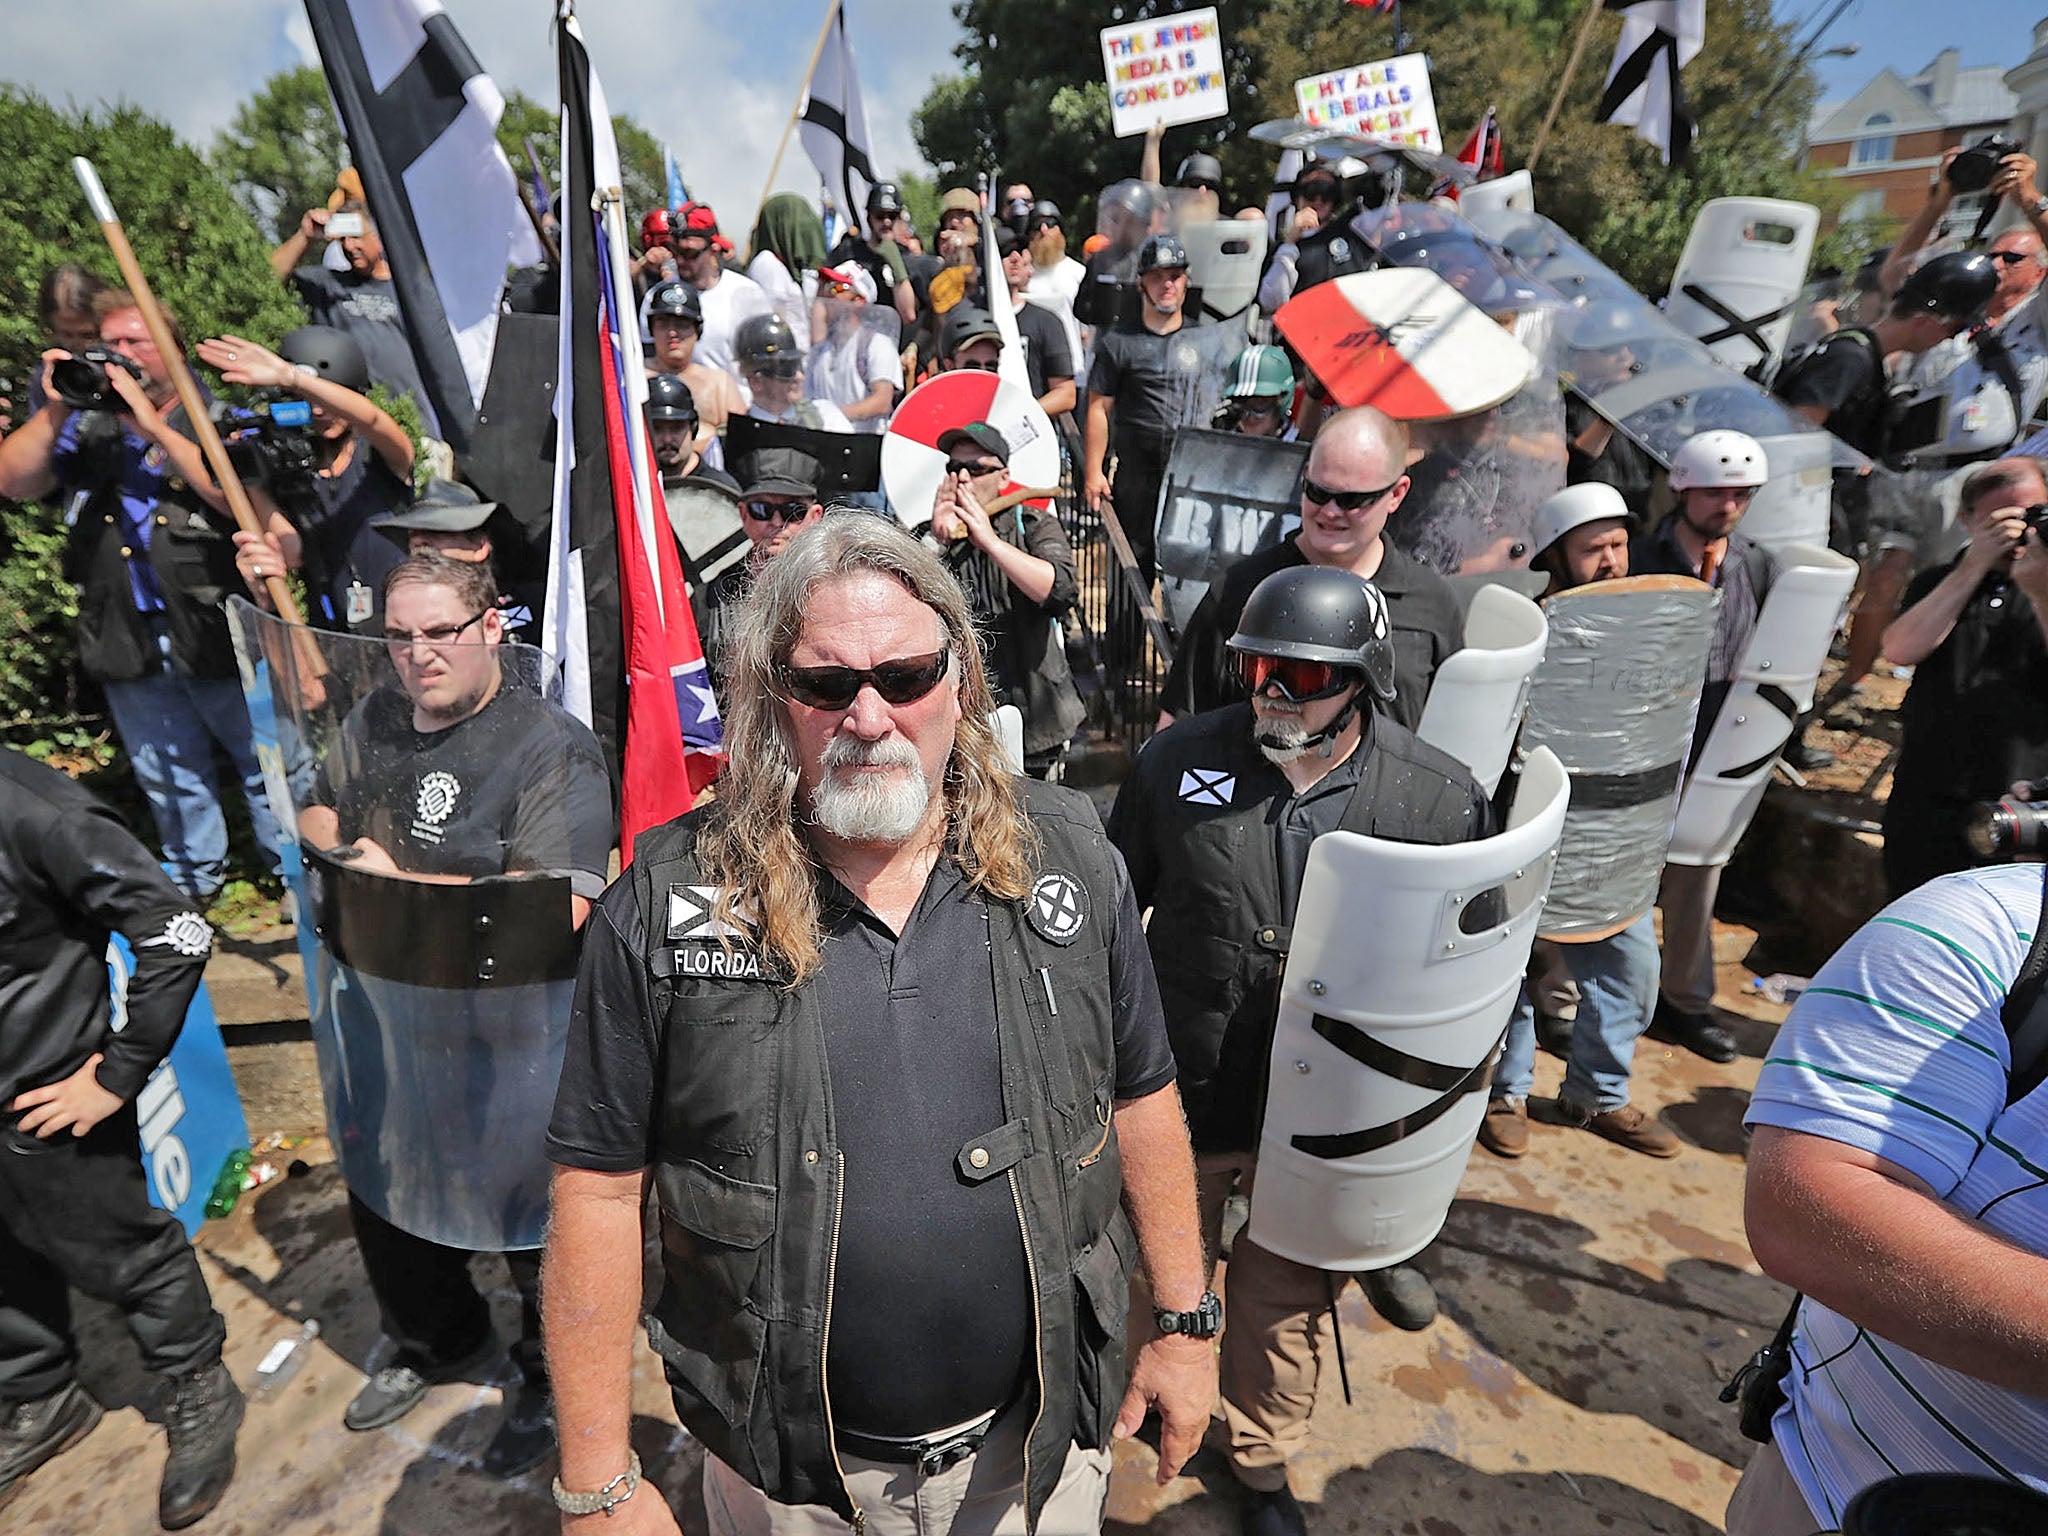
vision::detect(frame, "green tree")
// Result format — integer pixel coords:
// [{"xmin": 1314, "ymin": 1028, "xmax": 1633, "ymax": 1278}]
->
[
  {"xmin": 210, "ymin": 65, "xmax": 350, "ymax": 244},
  {"xmin": 0, "ymin": 87, "xmax": 305, "ymax": 747},
  {"xmin": 498, "ymin": 90, "xmax": 668, "ymax": 226}
]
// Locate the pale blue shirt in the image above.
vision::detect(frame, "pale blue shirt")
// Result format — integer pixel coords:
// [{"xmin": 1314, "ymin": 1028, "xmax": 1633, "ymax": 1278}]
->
[{"xmin": 1745, "ymin": 863, "xmax": 2048, "ymax": 1526}]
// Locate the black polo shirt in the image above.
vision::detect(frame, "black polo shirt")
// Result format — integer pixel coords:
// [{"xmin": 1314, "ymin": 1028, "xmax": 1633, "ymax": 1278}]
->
[
  {"xmin": 1159, "ymin": 536, "xmax": 1465, "ymax": 728},
  {"xmin": 546, "ymin": 844, "xmax": 1174, "ymax": 1439}
]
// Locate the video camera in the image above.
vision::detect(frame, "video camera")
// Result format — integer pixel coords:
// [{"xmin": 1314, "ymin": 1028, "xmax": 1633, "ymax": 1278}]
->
[
  {"xmin": 1966, "ymin": 776, "xmax": 2048, "ymax": 861},
  {"xmin": 50, "ymin": 347, "xmax": 145, "ymax": 413},
  {"xmin": 220, "ymin": 393, "xmax": 321, "ymax": 507}
]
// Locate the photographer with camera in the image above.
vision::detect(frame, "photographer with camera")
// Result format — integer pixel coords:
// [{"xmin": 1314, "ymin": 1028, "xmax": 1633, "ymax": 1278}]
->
[
  {"xmin": 206, "ymin": 327, "xmax": 414, "ymax": 635},
  {"xmin": 0, "ymin": 288, "xmax": 283, "ymax": 903},
  {"xmin": 1878, "ymin": 456, "xmax": 2048, "ymax": 899}
]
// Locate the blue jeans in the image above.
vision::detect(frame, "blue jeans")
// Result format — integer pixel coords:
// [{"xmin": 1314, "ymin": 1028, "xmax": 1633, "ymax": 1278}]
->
[
  {"xmin": 102, "ymin": 671, "xmax": 284, "ymax": 900},
  {"xmin": 1494, "ymin": 913, "xmax": 1660, "ymax": 1114}
]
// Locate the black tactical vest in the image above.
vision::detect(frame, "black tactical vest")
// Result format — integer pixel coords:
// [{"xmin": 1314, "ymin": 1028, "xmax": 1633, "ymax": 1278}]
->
[
  {"xmin": 627, "ymin": 779, "xmax": 1134, "ymax": 1530},
  {"xmin": 1127, "ymin": 705, "xmax": 1486, "ymax": 1151}
]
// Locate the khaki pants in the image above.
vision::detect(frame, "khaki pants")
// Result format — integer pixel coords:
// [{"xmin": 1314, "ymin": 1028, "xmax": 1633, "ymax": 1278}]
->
[
  {"xmin": 1722, "ymin": 1437, "xmax": 1826, "ymax": 1536},
  {"xmin": 1134, "ymin": 1150, "xmax": 1360, "ymax": 1494},
  {"xmin": 701, "ymin": 1409, "xmax": 1112, "ymax": 1536}
]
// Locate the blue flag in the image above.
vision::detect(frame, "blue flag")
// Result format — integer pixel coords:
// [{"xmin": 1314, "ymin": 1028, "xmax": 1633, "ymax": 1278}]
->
[{"xmin": 665, "ymin": 143, "xmax": 690, "ymax": 212}]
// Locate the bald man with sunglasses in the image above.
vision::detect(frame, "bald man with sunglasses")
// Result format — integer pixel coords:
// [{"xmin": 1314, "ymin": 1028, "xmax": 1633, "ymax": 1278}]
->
[{"xmin": 1159, "ymin": 405, "xmax": 1463, "ymax": 731}]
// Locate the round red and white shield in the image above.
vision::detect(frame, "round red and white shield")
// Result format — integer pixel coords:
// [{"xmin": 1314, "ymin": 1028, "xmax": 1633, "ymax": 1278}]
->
[
  {"xmin": 1275, "ymin": 267, "xmax": 1537, "ymax": 421},
  {"xmin": 882, "ymin": 370, "xmax": 1061, "ymax": 530}
]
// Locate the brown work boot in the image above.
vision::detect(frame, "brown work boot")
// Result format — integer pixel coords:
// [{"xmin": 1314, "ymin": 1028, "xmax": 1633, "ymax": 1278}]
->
[
  {"xmin": 1478, "ymin": 1096, "xmax": 1529, "ymax": 1158},
  {"xmin": 1570, "ymin": 1101, "xmax": 1680, "ymax": 1158}
]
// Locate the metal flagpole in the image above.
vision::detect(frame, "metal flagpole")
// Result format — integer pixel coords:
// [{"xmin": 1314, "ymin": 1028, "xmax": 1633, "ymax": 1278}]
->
[
  {"xmin": 1528, "ymin": 0, "xmax": 1607, "ymax": 173},
  {"xmin": 753, "ymin": 0, "xmax": 842, "ymax": 232}
]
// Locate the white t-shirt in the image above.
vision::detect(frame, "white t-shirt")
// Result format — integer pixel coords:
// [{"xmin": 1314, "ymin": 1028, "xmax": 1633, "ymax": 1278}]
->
[
  {"xmin": 1027, "ymin": 257, "xmax": 1087, "ymax": 372},
  {"xmin": 692, "ymin": 271, "xmax": 774, "ymax": 382},
  {"xmin": 806, "ymin": 328, "xmax": 903, "ymax": 435},
  {"xmin": 747, "ymin": 252, "xmax": 812, "ymax": 342}
]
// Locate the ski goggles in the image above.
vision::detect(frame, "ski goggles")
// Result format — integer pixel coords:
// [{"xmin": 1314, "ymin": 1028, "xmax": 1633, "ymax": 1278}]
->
[
  {"xmin": 1302, "ymin": 476, "xmax": 1401, "ymax": 512},
  {"xmin": 1236, "ymin": 653, "xmax": 1356, "ymax": 702},
  {"xmin": 777, "ymin": 650, "xmax": 951, "ymax": 710}
]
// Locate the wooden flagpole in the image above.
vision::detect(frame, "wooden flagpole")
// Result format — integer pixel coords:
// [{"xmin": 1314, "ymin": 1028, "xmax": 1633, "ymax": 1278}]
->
[
  {"xmin": 753, "ymin": 0, "xmax": 842, "ymax": 232},
  {"xmin": 1527, "ymin": 0, "xmax": 1608, "ymax": 174}
]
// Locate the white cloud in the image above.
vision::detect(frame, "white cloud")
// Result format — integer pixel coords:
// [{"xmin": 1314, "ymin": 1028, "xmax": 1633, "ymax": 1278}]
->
[{"xmin": 2, "ymin": 0, "xmax": 963, "ymax": 238}]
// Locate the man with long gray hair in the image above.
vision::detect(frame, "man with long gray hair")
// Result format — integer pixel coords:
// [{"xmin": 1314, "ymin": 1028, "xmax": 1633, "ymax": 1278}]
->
[{"xmin": 542, "ymin": 514, "xmax": 1214, "ymax": 1534}]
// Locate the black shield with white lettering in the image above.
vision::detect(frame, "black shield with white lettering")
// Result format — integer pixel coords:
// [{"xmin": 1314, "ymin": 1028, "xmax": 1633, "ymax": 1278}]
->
[
  {"xmin": 1154, "ymin": 429, "xmax": 1311, "ymax": 632},
  {"xmin": 228, "ymin": 601, "xmax": 600, "ymax": 1250}
]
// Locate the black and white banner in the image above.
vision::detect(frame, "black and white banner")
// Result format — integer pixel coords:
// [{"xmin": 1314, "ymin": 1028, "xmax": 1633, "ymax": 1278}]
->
[
  {"xmin": 302, "ymin": 0, "xmax": 542, "ymax": 449},
  {"xmin": 1593, "ymin": 0, "xmax": 1706, "ymax": 167},
  {"xmin": 799, "ymin": 3, "xmax": 877, "ymax": 222}
]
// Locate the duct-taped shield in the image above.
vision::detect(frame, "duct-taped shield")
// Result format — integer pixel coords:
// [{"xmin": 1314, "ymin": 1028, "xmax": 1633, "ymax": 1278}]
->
[
  {"xmin": 1249, "ymin": 747, "xmax": 1569, "ymax": 1271},
  {"xmin": 1520, "ymin": 576, "xmax": 1717, "ymax": 940},
  {"xmin": 1668, "ymin": 544, "xmax": 1856, "ymax": 868},
  {"xmin": 227, "ymin": 601, "xmax": 603, "ymax": 1250},
  {"xmin": 1416, "ymin": 583, "xmax": 1548, "ymax": 796}
]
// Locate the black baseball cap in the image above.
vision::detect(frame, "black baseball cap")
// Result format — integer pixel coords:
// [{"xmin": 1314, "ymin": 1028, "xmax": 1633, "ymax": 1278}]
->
[
  {"xmin": 938, "ymin": 421, "xmax": 1011, "ymax": 466},
  {"xmin": 734, "ymin": 446, "xmax": 821, "ymax": 499}
]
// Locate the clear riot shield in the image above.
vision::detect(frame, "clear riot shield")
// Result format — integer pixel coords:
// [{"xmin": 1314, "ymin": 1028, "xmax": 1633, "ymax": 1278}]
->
[
  {"xmin": 1469, "ymin": 207, "xmax": 1863, "ymax": 554},
  {"xmin": 1082, "ymin": 181, "xmax": 1263, "ymax": 329},
  {"xmin": 227, "ymin": 600, "xmax": 596, "ymax": 1251},
  {"xmin": 1249, "ymin": 747, "xmax": 1569, "ymax": 1271},
  {"xmin": 1519, "ymin": 576, "xmax": 1718, "ymax": 941},
  {"xmin": 1152, "ymin": 428, "xmax": 1309, "ymax": 633},
  {"xmin": 1668, "ymin": 544, "xmax": 1856, "ymax": 868},
  {"xmin": 806, "ymin": 294, "xmax": 903, "ymax": 435},
  {"xmin": 1415, "ymin": 583, "xmax": 1548, "ymax": 796},
  {"xmin": 1664, "ymin": 198, "xmax": 1820, "ymax": 376}
]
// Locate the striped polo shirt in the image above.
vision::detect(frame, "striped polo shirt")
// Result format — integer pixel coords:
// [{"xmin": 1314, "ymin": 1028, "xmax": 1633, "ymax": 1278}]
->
[{"xmin": 1746, "ymin": 863, "xmax": 2048, "ymax": 1525}]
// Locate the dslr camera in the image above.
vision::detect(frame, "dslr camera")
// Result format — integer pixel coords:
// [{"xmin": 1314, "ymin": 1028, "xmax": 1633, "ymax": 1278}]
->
[
  {"xmin": 1966, "ymin": 777, "xmax": 2048, "ymax": 861},
  {"xmin": 50, "ymin": 347, "xmax": 145, "ymax": 413},
  {"xmin": 1948, "ymin": 134, "xmax": 2026, "ymax": 195},
  {"xmin": 220, "ymin": 393, "xmax": 321, "ymax": 507}
]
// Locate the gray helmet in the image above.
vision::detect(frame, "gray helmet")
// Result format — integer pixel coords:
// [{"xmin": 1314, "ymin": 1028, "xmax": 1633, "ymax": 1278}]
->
[
  {"xmin": 1176, "ymin": 152, "xmax": 1223, "ymax": 190},
  {"xmin": 645, "ymin": 372, "xmax": 699, "ymax": 425},
  {"xmin": 1228, "ymin": 565, "xmax": 1397, "ymax": 703},
  {"xmin": 645, "ymin": 279, "xmax": 703, "ymax": 327},
  {"xmin": 278, "ymin": 325, "xmax": 369, "ymax": 393},
  {"xmin": 866, "ymin": 181, "xmax": 905, "ymax": 216},
  {"xmin": 1136, "ymin": 233, "xmax": 1191, "ymax": 276},
  {"xmin": 734, "ymin": 310, "xmax": 801, "ymax": 368},
  {"xmin": 1893, "ymin": 251, "xmax": 1999, "ymax": 322}
]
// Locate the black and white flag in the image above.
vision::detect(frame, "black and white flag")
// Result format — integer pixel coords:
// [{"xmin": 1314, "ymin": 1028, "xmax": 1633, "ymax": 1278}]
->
[
  {"xmin": 799, "ymin": 3, "xmax": 877, "ymax": 222},
  {"xmin": 1594, "ymin": 0, "xmax": 1706, "ymax": 167},
  {"xmin": 302, "ymin": 0, "xmax": 541, "ymax": 450}
]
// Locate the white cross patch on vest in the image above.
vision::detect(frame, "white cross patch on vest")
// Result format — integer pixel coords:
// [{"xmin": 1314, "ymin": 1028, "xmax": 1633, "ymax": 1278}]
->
[
  {"xmin": 1178, "ymin": 768, "xmax": 1236, "ymax": 806},
  {"xmin": 666, "ymin": 884, "xmax": 747, "ymax": 942},
  {"xmin": 1027, "ymin": 870, "xmax": 1089, "ymax": 946}
]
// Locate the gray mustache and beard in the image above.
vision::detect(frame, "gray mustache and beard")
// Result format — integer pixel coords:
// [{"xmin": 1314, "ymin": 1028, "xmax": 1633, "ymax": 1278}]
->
[
  {"xmin": 809, "ymin": 735, "xmax": 934, "ymax": 843},
  {"xmin": 1254, "ymin": 709, "xmax": 1312, "ymax": 765}
]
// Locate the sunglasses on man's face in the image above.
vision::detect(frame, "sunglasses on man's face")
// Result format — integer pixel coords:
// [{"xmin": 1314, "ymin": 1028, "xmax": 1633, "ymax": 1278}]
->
[
  {"xmin": 777, "ymin": 650, "xmax": 951, "ymax": 710},
  {"xmin": 1236, "ymin": 653, "xmax": 1353, "ymax": 703},
  {"xmin": 741, "ymin": 498, "xmax": 811, "ymax": 524},
  {"xmin": 948, "ymin": 458, "xmax": 1005, "ymax": 477},
  {"xmin": 1302, "ymin": 476, "xmax": 1401, "ymax": 512},
  {"xmin": 1992, "ymin": 250, "xmax": 2037, "ymax": 266},
  {"xmin": 953, "ymin": 357, "xmax": 1000, "ymax": 373},
  {"xmin": 749, "ymin": 359, "xmax": 803, "ymax": 381}
]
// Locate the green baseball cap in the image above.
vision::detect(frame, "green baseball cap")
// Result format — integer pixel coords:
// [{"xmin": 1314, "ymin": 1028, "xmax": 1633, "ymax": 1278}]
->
[{"xmin": 1224, "ymin": 344, "xmax": 1296, "ymax": 400}]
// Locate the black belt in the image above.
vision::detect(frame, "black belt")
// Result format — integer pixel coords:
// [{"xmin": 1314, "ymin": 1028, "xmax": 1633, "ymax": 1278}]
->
[{"xmin": 835, "ymin": 1407, "xmax": 1000, "ymax": 1478}]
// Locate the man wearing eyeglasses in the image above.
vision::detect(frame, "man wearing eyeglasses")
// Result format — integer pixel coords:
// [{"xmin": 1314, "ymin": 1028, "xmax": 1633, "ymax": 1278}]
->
[
  {"xmin": 299, "ymin": 552, "xmax": 611, "ymax": 1473},
  {"xmin": 1109, "ymin": 563, "xmax": 1491, "ymax": 1536},
  {"xmin": 694, "ymin": 448, "xmax": 826, "ymax": 682},
  {"xmin": 1160, "ymin": 405, "xmax": 1463, "ymax": 732},
  {"xmin": 543, "ymin": 514, "xmax": 1212, "ymax": 1535}
]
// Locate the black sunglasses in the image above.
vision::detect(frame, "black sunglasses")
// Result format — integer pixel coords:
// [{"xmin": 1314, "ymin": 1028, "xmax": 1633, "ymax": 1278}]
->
[
  {"xmin": 777, "ymin": 650, "xmax": 951, "ymax": 710},
  {"xmin": 947, "ymin": 458, "xmax": 1004, "ymax": 477},
  {"xmin": 740, "ymin": 498, "xmax": 812, "ymax": 524},
  {"xmin": 952, "ymin": 357, "xmax": 1000, "ymax": 372},
  {"xmin": 1302, "ymin": 475, "xmax": 1401, "ymax": 512},
  {"xmin": 1180, "ymin": 179, "xmax": 1222, "ymax": 194},
  {"xmin": 748, "ymin": 359, "xmax": 803, "ymax": 380},
  {"xmin": 1991, "ymin": 250, "xmax": 2036, "ymax": 266}
]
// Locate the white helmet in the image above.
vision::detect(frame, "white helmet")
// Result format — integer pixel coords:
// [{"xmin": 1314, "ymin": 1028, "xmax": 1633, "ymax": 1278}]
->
[
  {"xmin": 1530, "ymin": 482, "xmax": 1631, "ymax": 558},
  {"xmin": 1668, "ymin": 430, "xmax": 1768, "ymax": 491}
]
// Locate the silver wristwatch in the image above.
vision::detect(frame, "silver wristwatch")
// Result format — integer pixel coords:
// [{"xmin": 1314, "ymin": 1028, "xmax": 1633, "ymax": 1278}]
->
[
  {"xmin": 551, "ymin": 1450, "xmax": 641, "ymax": 1517},
  {"xmin": 2030, "ymin": 194, "xmax": 2048, "ymax": 218}
]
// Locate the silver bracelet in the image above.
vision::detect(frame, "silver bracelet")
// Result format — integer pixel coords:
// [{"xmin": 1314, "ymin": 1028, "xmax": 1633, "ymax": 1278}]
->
[{"xmin": 551, "ymin": 1450, "xmax": 641, "ymax": 1517}]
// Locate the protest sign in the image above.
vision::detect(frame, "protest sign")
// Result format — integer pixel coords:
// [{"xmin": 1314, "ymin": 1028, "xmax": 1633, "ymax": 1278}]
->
[
  {"xmin": 1100, "ymin": 7, "xmax": 1229, "ymax": 138},
  {"xmin": 1293, "ymin": 53, "xmax": 1441, "ymax": 151}
]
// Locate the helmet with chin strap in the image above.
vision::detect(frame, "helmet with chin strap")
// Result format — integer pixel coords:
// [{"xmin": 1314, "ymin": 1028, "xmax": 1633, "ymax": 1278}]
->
[{"xmin": 1229, "ymin": 565, "xmax": 1396, "ymax": 757}]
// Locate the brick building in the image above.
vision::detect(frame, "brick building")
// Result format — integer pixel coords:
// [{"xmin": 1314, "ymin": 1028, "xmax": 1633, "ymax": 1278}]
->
[{"xmin": 1803, "ymin": 44, "xmax": 2019, "ymax": 235}]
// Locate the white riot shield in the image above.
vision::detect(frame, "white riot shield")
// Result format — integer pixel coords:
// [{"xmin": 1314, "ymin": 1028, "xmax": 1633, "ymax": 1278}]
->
[
  {"xmin": 664, "ymin": 475, "xmax": 748, "ymax": 590},
  {"xmin": 1739, "ymin": 431, "xmax": 1836, "ymax": 554},
  {"xmin": 1668, "ymin": 545, "xmax": 1856, "ymax": 868},
  {"xmin": 1249, "ymin": 747, "xmax": 1570, "ymax": 1271},
  {"xmin": 1457, "ymin": 169, "xmax": 1534, "ymax": 219},
  {"xmin": 228, "ymin": 601, "xmax": 597, "ymax": 1251},
  {"xmin": 1520, "ymin": 576, "xmax": 1718, "ymax": 940},
  {"xmin": 1665, "ymin": 198, "xmax": 1819, "ymax": 375},
  {"xmin": 1415, "ymin": 584, "xmax": 1548, "ymax": 796},
  {"xmin": 1183, "ymin": 218, "xmax": 1269, "ymax": 321},
  {"xmin": 992, "ymin": 705, "xmax": 1025, "ymax": 776}
]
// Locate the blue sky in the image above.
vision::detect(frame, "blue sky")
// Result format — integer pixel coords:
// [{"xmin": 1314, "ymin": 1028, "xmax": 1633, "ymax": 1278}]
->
[{"xmin": 4, "ymin": 1, "xmax": 2042, "ymax": 231}]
